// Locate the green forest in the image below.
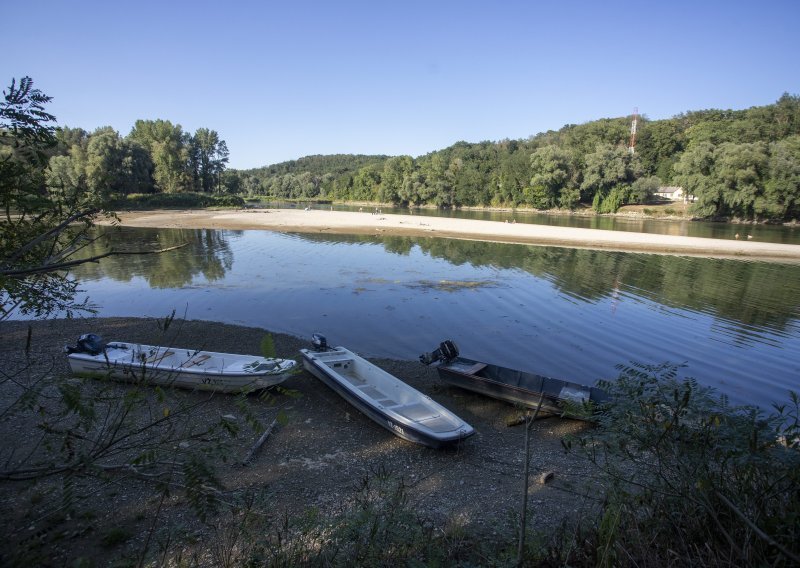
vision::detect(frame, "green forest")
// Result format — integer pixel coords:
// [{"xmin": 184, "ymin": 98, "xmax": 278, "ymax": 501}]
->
[
  {"xmin": 47, "ymin": 120, "xmax": 230, "ymax": 197},
  {"xmin": 232, "ymin": 94, "xmax": 800, "ymax": 221},
  {"xmin": 5, "ymin": 74, "xmax": 800, "ymax": 221}
]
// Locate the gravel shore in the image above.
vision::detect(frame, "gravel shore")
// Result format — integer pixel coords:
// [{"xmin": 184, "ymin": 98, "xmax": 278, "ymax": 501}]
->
[{"xmin": 1, "ymin": 317, "xmax": 598, "ymax": 564}]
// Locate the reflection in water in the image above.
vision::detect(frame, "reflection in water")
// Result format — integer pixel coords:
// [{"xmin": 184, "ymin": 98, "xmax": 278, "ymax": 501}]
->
[
  {"xmin": 296, "ymin": 232, "xmax": 800, "ymax": 336},
  {"xmin": 73, "ymin": 227, "xmax": 236, "ymax": 288},
  {"xmin": 59, "ymin": 227, "xmax": 800, "ymax": 409}
]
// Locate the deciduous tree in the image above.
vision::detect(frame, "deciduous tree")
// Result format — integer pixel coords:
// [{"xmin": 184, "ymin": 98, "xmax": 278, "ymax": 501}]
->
[{"xmin": 190, "ymin": 128, "xmax": 229, "ymax": 192}]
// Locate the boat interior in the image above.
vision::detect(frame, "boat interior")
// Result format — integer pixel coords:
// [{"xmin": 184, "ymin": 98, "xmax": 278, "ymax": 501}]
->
[
  {"xmin": 103, "ymin": 343, "xmax": 276, "ymax": 373},
  {"xmin": 311, "ymin": 349, "xmax": 462, "ymax": 432},
  {"xmin": 448, "ymin": 358, "xmax": 592, "ymax": 401}
]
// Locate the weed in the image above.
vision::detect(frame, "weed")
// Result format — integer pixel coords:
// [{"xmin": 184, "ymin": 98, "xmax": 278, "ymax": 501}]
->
[{"xmin": 565, "ymin": 362, "xmax": 800, "ymax": 566}]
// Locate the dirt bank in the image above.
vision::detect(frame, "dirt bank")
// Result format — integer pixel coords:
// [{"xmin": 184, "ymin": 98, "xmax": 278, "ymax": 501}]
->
[{"xmin": 1, "ymin": 318, "xmax": 598, "ymax": 564}]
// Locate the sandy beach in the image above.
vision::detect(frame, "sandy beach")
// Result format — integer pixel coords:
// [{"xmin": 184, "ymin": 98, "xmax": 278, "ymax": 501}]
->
[{"xmin": 105, "ymin": 208, "xmax": 800, "ymax": 262}]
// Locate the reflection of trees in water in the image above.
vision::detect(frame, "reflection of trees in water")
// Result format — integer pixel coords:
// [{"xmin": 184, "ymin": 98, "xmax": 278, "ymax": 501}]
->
[
  {"xmin": 73, "ymin": 227, "xmax": 235, "ymax": 288},
  {"xmin": 422, "ymin": 239, "xmax": 800, "ymax": 333},
  {"xmin": 295, "ymin": 232, "xmax": 800, "ymax": 333}
]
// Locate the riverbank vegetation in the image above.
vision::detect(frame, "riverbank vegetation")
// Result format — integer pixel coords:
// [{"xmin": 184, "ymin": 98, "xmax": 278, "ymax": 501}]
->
[
  {"xmin": 111, "ymin": 192, "xmax": 245, "ymax": 210},
  {"xmin": 231, "ymin": 95, "xmax": 800, "ymax": 221},
  {"xmin": 5, "ymin": 73, "xmax": 799, "ymax": 222}
]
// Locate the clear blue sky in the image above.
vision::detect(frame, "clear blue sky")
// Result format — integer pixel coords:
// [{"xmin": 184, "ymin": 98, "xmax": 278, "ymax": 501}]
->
[{"xmin": 3, "ymin": 0, "xmax": 798, "ymax": 169}]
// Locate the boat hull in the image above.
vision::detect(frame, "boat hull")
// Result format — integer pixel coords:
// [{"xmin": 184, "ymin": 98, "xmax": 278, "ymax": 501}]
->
[
  {"xmin": 436, "ymin": 357, "xmax": 607, "ymax": 415},
  {"xmin": 67, "ymin": 342, "xmax": 297, "ymax": 393},
  {"xmin": 301, "ymin": 347, "xmax": 473, "ymax": 448}
]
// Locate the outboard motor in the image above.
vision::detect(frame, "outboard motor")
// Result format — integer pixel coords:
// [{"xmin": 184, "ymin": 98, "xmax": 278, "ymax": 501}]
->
[
  {"xmin": 419, "ymin": 339, "xmax": 459, "ymax": 365},
  {"xmin": 311, "ymin": 333, "xmax": 328, "ymax": 352},
  {"xmin": 65, "ymin": 333, "xmax": 106, "ymax": 355}
]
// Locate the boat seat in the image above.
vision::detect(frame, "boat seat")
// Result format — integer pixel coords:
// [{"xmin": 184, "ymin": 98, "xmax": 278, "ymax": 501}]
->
[
  {"xmin": 324, "ymin": 358, "xmax": 353, "ymax": 367},
  {"xmin": 341, "ymin": 373, "xmax": 367, "ymax": 386},
  {"xmin": 359, "ymin": 385, "xmax": 386, "ymax": 401},
  {"xmin": 183, "ymin": 354, "xmax": 211, "ymax": 368},
  {"xmin": 396, "ymin": 402, "xmax": 438, "ymax": 422},
  {"xmin": 462, "ymin": 363, "xmax": 487, "ymax": 375},
  {"xmin": 447, "ymin": 361, "xmax": 487, "ymax": 375},
  {"xmin": 416, "ymin": 415, "xmax": 462, "ymax": 433},
  {"xmin": 146, "ymin": 350, "xmax": 175, "ymax": 364}
]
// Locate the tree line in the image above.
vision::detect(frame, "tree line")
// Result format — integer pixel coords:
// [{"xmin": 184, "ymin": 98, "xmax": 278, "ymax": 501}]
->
[
  {"xmin": 47, "ymin": 119, "xmax": 229, "ymax": 200},
  {"xmin": 1, "ymin": 77, "xmax": 228, "ymax": 319},
  {"xmin": 4, "ymin": 73, "xmax": 799, "ymax": 222},
  {"xmin": 230, "ymin": 94, "xmax": 800, "ymax": 221}
]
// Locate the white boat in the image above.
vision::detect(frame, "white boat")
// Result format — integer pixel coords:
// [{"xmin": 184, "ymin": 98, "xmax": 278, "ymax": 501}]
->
[
  {"xmin": 300, "ymin": 335, "xmax": 474, "ymax": 448},
  {"xmin": 65, "ymin": 334, "xmax": 297, "ymax": 393}
]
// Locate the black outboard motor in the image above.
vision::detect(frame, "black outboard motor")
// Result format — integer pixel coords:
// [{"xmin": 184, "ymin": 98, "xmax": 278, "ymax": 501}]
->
[
  {"xmin": 311, "ymin": 333, "xmax": 329, "ymax": 352},
  {"xmin": 419, "ymin": 339, "xmax": 459, "ymax": 365},
  {"xmin": 65, "ymin": 333, "xmax": 106, "ymax": 355}
]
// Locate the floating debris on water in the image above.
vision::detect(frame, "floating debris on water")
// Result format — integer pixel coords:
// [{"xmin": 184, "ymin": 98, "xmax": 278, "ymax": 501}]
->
[{"xmin": 407, "ymin": 279, "xmax": 501, "ymax": 292}]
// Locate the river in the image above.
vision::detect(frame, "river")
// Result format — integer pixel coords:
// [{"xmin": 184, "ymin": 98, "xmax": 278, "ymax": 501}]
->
[{"xmin": 59, "ymin": 225, "xmax": 800, "ymax": 410}]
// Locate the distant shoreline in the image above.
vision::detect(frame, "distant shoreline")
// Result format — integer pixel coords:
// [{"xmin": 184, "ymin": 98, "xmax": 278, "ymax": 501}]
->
[{"xmin": 102, "ymin": 208, "xmax": 800, "ymax": 263}]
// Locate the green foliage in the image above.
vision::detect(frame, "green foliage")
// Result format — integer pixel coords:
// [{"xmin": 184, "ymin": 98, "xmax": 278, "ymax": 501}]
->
[
  {"xmin": 129, "ymin": 119, "xmax": 192, "ymax": 193},
  {"xmin": 32, "ymin": 105, "xmax": 231, "ymax": 200},
  {"xmin": 1, "ymin": 74, "xmax": 236, "ymax": 319},
  {"xmin": 594, "ymin": 184, "xmax": 629, "ymax": 214},
  {"xmin": 1, "ymin": 77, "xmax": 104, "ymax": 319},
  {"xmin": 527, "ymin": 144, "xmax": 576, "ymax": 209},
  {"xmin": 629, "ymin": 175, "xmax": 661, "ymax": 203},
  {"xmin": 191, "ymin": 127, "xmax": 229, "ymax": 192},
  {"xmin": 209, "ymin": 194, "xmax": 244, "ymax": 207},
  {"xmin": 9, "ymin": 76, "xmax": 800, "ymax": 221},
  {"xmin": 114, "ymin": 192, "xmax": 244, "ymax": 209},
  {"xmin": 259, "ymin": 334, "xmax": 275, "ymax": 358},
  {"xmin": 228, "ymin": 95, "xmax": 800, "ymax": 221},
  {"xmin": 567, "ymin": 363, "xmax": 800, "ymax": 566}
]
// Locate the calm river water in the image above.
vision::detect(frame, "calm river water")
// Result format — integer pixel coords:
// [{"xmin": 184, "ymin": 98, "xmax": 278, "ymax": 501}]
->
[{"xmin": 61, "ymin": 225, "xmax": 800, "ymax": 409}]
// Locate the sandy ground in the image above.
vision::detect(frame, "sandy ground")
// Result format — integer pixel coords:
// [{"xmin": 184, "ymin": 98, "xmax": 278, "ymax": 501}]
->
[{"xmin": 103, "ymin": 208, "xmax": 800, "ymax": 263}]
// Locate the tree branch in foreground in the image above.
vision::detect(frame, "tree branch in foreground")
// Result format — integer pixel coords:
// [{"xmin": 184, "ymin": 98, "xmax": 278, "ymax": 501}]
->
[{"xmin": 1, "ymin": 243, "xmax": 189, "ymax": 277}]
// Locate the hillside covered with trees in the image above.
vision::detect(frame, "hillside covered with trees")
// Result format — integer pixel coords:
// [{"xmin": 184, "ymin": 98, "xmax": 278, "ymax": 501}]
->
[
  {"xmin": 4, "ymin": 73, "xmax": 799, "ymax": 222},
  {"xmin": 231, "ymin": 94, "xmax": 800, "ymax": 222}
]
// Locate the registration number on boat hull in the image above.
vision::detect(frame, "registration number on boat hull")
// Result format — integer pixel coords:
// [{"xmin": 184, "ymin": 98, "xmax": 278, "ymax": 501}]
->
[{"xmin": 387, "ymin": 420, "xmax": 405, "ymax": 436}]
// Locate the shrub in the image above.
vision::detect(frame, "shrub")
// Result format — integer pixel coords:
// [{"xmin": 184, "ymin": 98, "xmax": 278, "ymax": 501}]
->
[
  {"xmin": 565, "ymin": 363, "xmax": 800, "ymax": 567},
  {"xmin": 209, "ymin": 194, "xmax": 245, "ymax": 208},
  {"xmin": 114, "ymin": 193, "xmax": 245, "ymax": 209}
]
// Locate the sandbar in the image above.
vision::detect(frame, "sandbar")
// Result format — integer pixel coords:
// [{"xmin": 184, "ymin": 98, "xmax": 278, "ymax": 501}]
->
[{"xmin": 104, "ymin": 208, "xmax": 800, "ymax": 263}]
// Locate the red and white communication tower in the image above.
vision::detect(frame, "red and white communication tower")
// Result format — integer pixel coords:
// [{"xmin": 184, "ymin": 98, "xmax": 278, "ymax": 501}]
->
[{"xmin": 629, "ymin": 107, "xmax": 639, "ymax": 154}]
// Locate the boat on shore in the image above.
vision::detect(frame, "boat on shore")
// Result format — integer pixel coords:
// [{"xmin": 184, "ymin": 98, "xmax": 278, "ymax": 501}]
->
[
  {"xmin": 300, "ymin": 334, "xmax": 474, "ymax": 448},
  {"xmin": 65, "ymin": 334, "xmax": 297, "ymax": 393},
  {"xmin": 420, "ymin": 340, "xmax": 608, "ymax": 417}
]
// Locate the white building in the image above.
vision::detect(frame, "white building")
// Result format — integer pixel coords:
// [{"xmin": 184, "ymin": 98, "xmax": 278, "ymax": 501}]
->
[{"xmin": 654, "ymin": 186, "xmax": 695, "ymax": 202}]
